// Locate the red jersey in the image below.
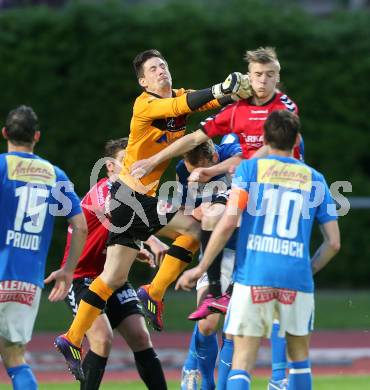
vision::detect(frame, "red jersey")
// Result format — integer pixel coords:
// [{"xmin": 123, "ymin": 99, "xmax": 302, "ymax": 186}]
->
[
  {"xmin": 201, "ymin": 92, "xmax": 302, "ymax": 159},
  {"xmin": 61, "ymin": 178, "xmax": 110, "ymax": 279}
]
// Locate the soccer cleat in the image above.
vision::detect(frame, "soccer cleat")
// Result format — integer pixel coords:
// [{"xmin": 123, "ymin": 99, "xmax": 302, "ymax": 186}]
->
[
  {"xmin": 207, "ymin": 292, "xmax": 231, "ymax": 314},
  {"xmin": 181, "ymin": 368, "xmax": 201, "ymax": 390},
  {"xmin": 267, "ymin": 378, "xmax": 288, "ymax": 390},
  {"xmin": 137, "ymin": 284, "xmax": 164, "ymax": 331},
  {"xmin": 54, "ymin": 334, "xmax": 84, "ymax": 381},
  {"xmin": 188, "ymin": 294, "xmax": 215, "ymax": 321}
]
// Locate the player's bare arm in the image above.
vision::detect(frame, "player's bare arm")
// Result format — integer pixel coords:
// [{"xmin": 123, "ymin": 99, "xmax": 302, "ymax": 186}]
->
[
  {"xmin": 45, "ymin": 213, "xmax": 88, "ymax": 302},
  {"xmin": 188, "ymin": 155, "xmax": 243, "ymax": 183},
  {"xmin": 311, "ymin": 220, "xmax": 340, "ymax": 274},
  {"xmin": 131, "ymin": 129, "xmax": 209, "ymax": 178},
  {"xmin": 250, "ymin": 144, "xmax": 270, "ymax": 158}
]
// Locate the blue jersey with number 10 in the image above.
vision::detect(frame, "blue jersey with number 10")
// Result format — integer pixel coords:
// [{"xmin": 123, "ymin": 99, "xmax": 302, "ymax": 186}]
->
[
  {"xmin": 232, "ymin": 155, "xmax": 337, "ymax": 293},
  {"xmin": 0, "ymin": 152, "xmax": 82, "ymax": 288}
]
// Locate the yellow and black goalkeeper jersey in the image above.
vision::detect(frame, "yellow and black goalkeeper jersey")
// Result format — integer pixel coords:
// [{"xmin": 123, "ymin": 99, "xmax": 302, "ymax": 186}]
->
[{"xmin": 119, "ymin": 88, "xmax": 220, "ymax": 196}]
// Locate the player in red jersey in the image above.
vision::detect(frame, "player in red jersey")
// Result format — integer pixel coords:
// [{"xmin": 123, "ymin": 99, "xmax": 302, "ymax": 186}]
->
[
  {"xmin": 60, "ymin": 138, "xmax": 168, "ymax": 390},
  {"xmin": 131, "ymin": 47, "xmax": 303, "ymax": 390}
]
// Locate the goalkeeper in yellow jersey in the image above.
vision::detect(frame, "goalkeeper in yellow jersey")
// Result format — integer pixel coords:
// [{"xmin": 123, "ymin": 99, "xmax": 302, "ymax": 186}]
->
[{"xmin": 55, "ymin": 49, "xmax": 252, "ymax": 381}]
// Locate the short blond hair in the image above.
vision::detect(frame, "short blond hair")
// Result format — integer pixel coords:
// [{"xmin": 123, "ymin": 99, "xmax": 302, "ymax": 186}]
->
[{"xmin": 244, "ymin": 47, "xmax": 281, "ymax": 71}]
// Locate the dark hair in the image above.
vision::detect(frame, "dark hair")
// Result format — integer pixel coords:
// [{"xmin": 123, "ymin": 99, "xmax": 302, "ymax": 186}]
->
[
  {"xmin": 4, "ymin": 105, "xmax": 38, "ymax": 145},
  {"xmin": 264, "ymin": 110, "xmax": 300, "ymax": 151},
  {"xmin": 104, "ymin": 137, "xmax": 128, "ymax": 158},
  {"xmin": 133, "ymin": 49, "xmax": 166, "ymax": 79},
  {"xmin": 183, "ymin": 140, "xmax": 215, "ymax": 166}
]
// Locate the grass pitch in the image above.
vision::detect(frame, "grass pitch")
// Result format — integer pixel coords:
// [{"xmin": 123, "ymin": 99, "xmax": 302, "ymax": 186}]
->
[{"xmin": 1, "ymin": 376, "xmax": 370, "ymax": 389}]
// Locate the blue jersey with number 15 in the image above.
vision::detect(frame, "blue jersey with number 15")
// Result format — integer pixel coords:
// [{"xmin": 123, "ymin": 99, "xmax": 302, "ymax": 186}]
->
[
  {"xmin": 232, "ymin": 155, "xmax": 337, "ymax": 293},
  {"xmin": 0, "ymin": 152, "xmax": 82, "ymax": 288}
]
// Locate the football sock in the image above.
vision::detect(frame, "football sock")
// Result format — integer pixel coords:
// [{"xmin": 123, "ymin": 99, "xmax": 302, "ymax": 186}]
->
[
  {"xmin": 271, "ymin": 321, "xmax": 287, "ymax": 381},
  {"xmin": 201, "ymin": 230, "xmax": 222, "ymax": 297},
  {"xmin": 288, "ymin": 360, "xmax": 312, "ymax": 390},
  {"xmin": 81, "ymin": 350, "xmax": 107, "ymax": 390},
  {"xmin": 217, "ymin": 337, "xmax": 234, "ymax": 390},
  {"xmin": 149, "ymin": 235, "xmax": 199, "ymax": 301},
  {"xmin": 183, "ymin": 323, "xmax": 199, "ymax": 371},
  {"xmin": 7, "ymin": 364, "xmax": 37, "ymax": 390},
  {"xmin": 134, "ymin": 348, "xmax": 167, "ymax": 390},
  {"xmin": 197, "ymin": 329, "xmax": 218, "ymax": 390},
  {"xmin": 66, "ymin": 277, "xmax": 113, "ymax": 346},
  {"xmin": 227, "ymin": 369, "xmax": 251, "ymax": 390}
]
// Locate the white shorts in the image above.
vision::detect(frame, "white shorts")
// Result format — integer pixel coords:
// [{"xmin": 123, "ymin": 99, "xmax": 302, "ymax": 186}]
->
[
  {"xmin": 196, "ymin": 248, "xmax": 235, "ymax": 293},
  {"xmin": 0, "ymin": 283, "xmax": 41, "ymax": 344},
  {"xmin": 224, "ymin": 283, "xmax": 314, "ymax": 338}
]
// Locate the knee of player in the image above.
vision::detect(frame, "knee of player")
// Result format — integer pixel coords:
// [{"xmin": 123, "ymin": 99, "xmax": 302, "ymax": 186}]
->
[
  {"xmin": 198, "ymin": 317, "xmax": 218, "ymax": 336},
  {"xmin": 201, "ymin": 214, "xmax": 220, "ymax": 230},
  {"xmin": 184, "ymin": 219, "xmax": 201, "ymax": 239},
  {"xmin": 285, "ymin": 333, "xmax": 310, "ymax": 361},
  {"xmin": 201, "ymin": 204, "xmax": 225, "ymax": 230},
  {"xmin": 88, "ymin": 331, "xmax": 113, "ymax": 354},
  {"xmin": 0, "ymin": 343, "xmax": 26, "ymax": 367},
  {"xmin": 100, "ymin": 272, "xmax": 128, "ymax": 292},
  {"xmin": 127, "ymin": 329, "xmax": 152, "ymax": 352}
]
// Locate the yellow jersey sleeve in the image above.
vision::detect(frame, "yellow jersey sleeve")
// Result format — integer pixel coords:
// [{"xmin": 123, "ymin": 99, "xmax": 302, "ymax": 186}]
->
[
  {"xmin": 119, "ymin": 89, "xmax": 220, "ymax": 196},
  {"xmin": 134, "ymin": 89, "xmax": 191, "ymax": 119}
]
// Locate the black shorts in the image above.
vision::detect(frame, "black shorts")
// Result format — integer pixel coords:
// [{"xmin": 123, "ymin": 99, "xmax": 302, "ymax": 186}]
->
[
  {"xmin": 107, "ymin": 180, "xmax": 178, "ymax": 250},
  {"xmin": 65, "ymin": 278, "xmax": 143, "ymax": 329},
  {"xmin": 212, "ymin": 190, "xmax": 229, "ymax": 205}
]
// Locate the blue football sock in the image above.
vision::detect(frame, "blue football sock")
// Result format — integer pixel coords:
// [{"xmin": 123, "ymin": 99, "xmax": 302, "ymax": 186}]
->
[
  {"xmin": 227, "ymin": 369, "xmax": 251, "ymax": 390},
  {"xmin": 7, "ymin": 364, "xmax": 37, "ymax": 390},
  {"xmin": 288, "ymin": 360, "xmax": 312, "ymax": 390},
  {"xmin": 217, "ymin": 337, "xmax": 233, "ymax": 390},
  {"xmin": 183, "ymin": 323, "xmax": 199, "ymax": 371},
  {"xmin": 270, "ymin": 321, "xmax": 287, "ymax": 381},
  {"xmin": 196, "ymin": 329, "xmax": 218, "ymax": 390}
]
